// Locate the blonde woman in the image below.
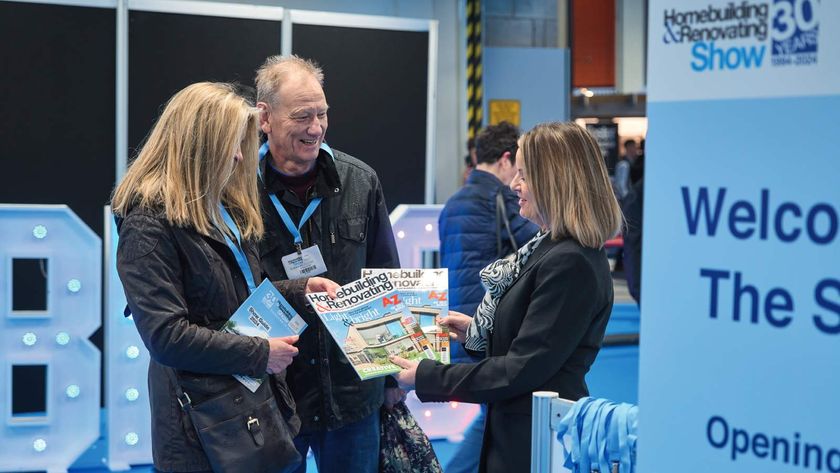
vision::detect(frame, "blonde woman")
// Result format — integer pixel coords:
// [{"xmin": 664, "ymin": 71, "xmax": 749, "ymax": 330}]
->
[
  {"xmin": 392, "ymin": 122, "xmax": 623, "ymax": 473},
  {"xmin": 113, "ymin": 82, "xmax": 337, "ymax": 473}
]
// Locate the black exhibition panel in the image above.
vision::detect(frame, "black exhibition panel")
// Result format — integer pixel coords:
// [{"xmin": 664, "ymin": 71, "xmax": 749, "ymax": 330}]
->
[
  {"xmin": 128, "ymin": 10, "xmax": 282, "ymax": 158},
  {"xmin": 0, "ymin": 1, "xmax": 116, "ymax": 237},
  {"xmin": 586, "ymin": 123, "xmax": 620, "ymax": 175},
  {"xmin": 292, "ymin": 24, "xmax": 429, "ymax": 206}
]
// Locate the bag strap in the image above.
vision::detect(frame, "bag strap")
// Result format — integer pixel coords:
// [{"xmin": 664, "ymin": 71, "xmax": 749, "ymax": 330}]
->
[
  {"xmin": 164, "ymin": 367, "xmax": 198, "ymax": 432},
  {"xmin": 495, "ymin": 189, "xmax": 518, "ymax": 258},
  {"xmin": 164, "ymin": 367, "xmax": 191, "ymax": 409}
]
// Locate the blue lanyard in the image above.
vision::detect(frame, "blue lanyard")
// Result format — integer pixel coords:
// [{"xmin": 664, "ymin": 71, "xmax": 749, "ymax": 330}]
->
[
  {"xmin": 268, "ymin": 195, "xmax": 322, "ymax": 251},
  {"xmin": 218, "ymin": 204, "xmax": 258, "ymax": 293},
  {"xmin": 626, "ymin": 405, "xmax": 639, "ymax": 471},
  {"xmin": 258, "ymin": 141, "xmax": 332, "ymax": 251},
  {"xmin": 596, "ymin": 402, "xmax": 616, "ymax": 473},
  {"xmin": 618, "ymin": 403, "xmax": 631, "ymax": 473},
  {"xmin": 564, "ymin": 396, "xmax": 592, "ymax": 471},
  {"xmin": 607, "ymin": 403, "xmax": 625, "ymax": 469},
  {"xmin": 580, "ymin": 398, "xmax": 607, "ymax": 473}
]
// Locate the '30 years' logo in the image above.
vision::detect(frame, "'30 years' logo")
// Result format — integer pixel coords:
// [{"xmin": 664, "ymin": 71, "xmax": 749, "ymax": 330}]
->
[{"xmin": 771, "ymin": 0, "xmax": 819, "ymax": 66}]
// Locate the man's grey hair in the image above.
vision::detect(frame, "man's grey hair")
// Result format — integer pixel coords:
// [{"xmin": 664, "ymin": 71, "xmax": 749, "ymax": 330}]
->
[{"xmin": 255, "ymin": 55, "xmax": 325, "ymax": 107}]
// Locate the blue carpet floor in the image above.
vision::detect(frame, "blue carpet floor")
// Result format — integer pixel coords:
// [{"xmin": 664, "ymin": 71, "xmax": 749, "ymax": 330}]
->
[{"xmin": 60, "ymin": 439, "xmax": 458, "ymax": 472}]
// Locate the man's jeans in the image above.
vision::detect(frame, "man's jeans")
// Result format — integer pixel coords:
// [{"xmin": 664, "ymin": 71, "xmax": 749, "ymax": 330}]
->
[
  {"xmin": 291, "ymin": 410, "xmax": 380, "ymax": 473},
  {"xmin": 444, "ymin": 404, "xmax": 486, "ymax": 473}
]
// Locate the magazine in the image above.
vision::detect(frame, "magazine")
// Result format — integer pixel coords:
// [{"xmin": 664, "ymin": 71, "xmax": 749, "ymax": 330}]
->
[
  {"xmin": 223, "ymin": 278, "xmax": 308, "ymax": 392},
  {"xmin": 305, "ymin": 273, "xmax": 437, "ymax": 380},
  {"xmin": 361, "ymin": 268, "xmax": 450, "ymax": 364}
]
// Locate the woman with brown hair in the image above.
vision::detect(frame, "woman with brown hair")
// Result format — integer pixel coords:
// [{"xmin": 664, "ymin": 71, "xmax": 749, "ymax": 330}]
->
[
  {"xmin": 392, "ymin": 122, "xmax": 622, "ymax": 473},
  {"xmin": 113, "ymin": 82, "xmax": 337, "ymax": 472}
]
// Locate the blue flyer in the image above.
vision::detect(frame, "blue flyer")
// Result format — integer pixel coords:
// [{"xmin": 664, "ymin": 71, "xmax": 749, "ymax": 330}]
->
[{"xmin": 223, "ymin": 278, "xmax": 307, "ymax": 391}]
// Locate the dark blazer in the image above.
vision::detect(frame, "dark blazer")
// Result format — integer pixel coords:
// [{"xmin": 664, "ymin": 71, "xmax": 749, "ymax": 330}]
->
[
  {"xmin": 438, "ymin": 170, "xmax": 539, "ymax": 362},
  {"xmin": 117, "ymin": 206, "xmax": 307, "ymax": 472},
  {"xmin": 415, "ymin": 236, "xmax": 614, "ymax": 473}
]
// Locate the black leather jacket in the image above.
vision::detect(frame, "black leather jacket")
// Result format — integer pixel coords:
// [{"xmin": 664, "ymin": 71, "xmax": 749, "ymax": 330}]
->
[
  {"xmin": 259, "ymin": 147, "xmax": 400, "ymax": 433},
  {"xmin": 116, "ymin": 206, "xmax": 308, "ymax": 472}
]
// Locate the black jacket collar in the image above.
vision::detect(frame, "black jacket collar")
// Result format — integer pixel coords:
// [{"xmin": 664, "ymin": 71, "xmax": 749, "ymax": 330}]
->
[
  {"xmin": 260, "ymin": 148, "xmax": 342, "ymax": 202},
  {"xmin": 516, "ymin": 234, "xmax": 561, "ymax": 278}
]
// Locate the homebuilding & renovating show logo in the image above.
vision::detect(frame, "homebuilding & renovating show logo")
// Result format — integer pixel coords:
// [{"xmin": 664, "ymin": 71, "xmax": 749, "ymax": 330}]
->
[{"xmin": 661, "ymin": 0, "xmax": 820, "ymax": 72}]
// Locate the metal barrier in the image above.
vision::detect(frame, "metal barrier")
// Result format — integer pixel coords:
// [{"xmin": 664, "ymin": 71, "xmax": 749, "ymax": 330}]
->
[
  {"xmin": 531, "ymin": 393, "xmax": 638, "ymax": 473},
  {"xmin": 531, "ymin": 392, "xmax": 574, "ymax": 473}
]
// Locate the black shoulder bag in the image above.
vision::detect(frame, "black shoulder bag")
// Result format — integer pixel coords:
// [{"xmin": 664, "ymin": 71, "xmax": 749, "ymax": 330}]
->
[
  {"xmin": 495, "ymin": 189, "xmax": 519, "ymax": 258},
  {"xmin": 167, "ymin": 368, "xmax": 301, "ymax": 473}
]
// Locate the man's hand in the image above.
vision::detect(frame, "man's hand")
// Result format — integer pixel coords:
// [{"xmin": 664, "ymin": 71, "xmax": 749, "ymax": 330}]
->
[
  {"xmin": 389, "ymin": 356, "xmax": 419, "ymax": 390},
  {"xmin": 383, "ymin": 387, "xmax": 408, "ymax": 410},
  {"xmin": 438, "ymin": 311, "xmax": 472, "ymax": 341},
  {"xmin": 266, "ymin": 335, "xmax": 299, "ymax": 374},
  {"xmin": 305, "ymin": 277, "xmax": 339, "ymax": 298}
]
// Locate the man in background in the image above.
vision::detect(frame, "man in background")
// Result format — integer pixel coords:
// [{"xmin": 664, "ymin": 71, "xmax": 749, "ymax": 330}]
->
[
  {"xmin": 461, "ymin": 136, "xmax": 477, "ymax": 185},
  {"xmin": 437, "ymin": 121, "xmax": 539, "ymax": 473},
  {"xmin": 614, "ymin": 138, "xmax": 638, "ymax": 201}
]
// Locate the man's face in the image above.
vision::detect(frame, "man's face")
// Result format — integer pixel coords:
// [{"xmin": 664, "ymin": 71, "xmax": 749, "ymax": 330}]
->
[{"xmin": 259, "ymin": 72, "xmax": 329, "ymax": 167}]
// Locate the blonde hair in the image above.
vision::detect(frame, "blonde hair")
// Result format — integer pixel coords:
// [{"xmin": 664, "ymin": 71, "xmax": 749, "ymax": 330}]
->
[
  {"xmin": 255, "ymin": 55, "xmax": 324, "ymax": 107},
  {"xmin": 520, "ymin": 122, "xmax": 623, "ymax": 248},
  {"xmin": 112, "ymin": 82, "xmax": 263, "ymax": 239}
]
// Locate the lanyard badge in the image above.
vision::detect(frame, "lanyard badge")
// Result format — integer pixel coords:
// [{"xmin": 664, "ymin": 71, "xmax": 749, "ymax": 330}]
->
[
  {"xmin": 259, "ymin": 142, "xmax": 332, "ymax": 279},
  {"xmin": 267, "ymin": 192, "xmax": 328, "ymax": 279},
  {"xmin": 280, "ymin": 245, "xmax": 328, "ymax": 279}
]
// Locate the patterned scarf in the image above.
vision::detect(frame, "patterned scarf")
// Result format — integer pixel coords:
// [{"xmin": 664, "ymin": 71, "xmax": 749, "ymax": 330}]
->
[{"xmin": 464, "ymin": 230, "xmax": 549, "ymax": 353}]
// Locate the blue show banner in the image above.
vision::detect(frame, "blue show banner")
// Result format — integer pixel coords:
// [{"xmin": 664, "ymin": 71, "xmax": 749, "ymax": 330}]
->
[{"xmin": 640, "ymin": 1, "xmax": 840, "ymax": 472}]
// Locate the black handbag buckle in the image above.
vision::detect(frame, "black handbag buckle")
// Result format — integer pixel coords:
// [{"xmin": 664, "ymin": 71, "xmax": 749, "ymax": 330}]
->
[
  {"xmin": 247, "ymin": 416, "xmax": 260, "ymax": 431},
  {"xmin": 177, "ymin": 392, "xmax": 192, "ymax": 409},
  {"xmin": 247, "ymin": 416, "xmax": 265, "ymax": 447}
]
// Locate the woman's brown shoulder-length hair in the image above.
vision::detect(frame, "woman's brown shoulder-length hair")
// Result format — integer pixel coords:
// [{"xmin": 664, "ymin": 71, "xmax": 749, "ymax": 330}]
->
[{"xmin": 520, "ymin": 121, "xmax": 623, "ymax": 248}]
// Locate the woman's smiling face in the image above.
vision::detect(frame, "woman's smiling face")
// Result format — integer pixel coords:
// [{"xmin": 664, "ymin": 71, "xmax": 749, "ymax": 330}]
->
[{"xmin": 511, "ymin": 144, "xmax": 544, "ymax": 228}]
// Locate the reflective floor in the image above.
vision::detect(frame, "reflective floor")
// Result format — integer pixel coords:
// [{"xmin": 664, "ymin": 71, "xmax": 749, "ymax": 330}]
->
[{"xmin": 59, "ymin": 439, "xmax": 459, "ymax": 472}]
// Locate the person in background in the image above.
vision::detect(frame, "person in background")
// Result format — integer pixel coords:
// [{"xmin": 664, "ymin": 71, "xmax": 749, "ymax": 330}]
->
[
  {"xmin": 392, "ymin": 122, "xmax": 622, "ymax": 473},
  {"xmin": 630, "ymin": 138, "xmax": 645, "ymax": 185},
  {"xmin": 113, "ymin": 82, "xmax": 338, "ymax": 473},
  {"xmin": 614, "ymin": 138, "xmax": 638, "ymax": 201},
  {"xmin": 622, "ymin": 175, "xmax": 644, "ymax": 305},
  {"xmin": 437, "ymin": 121, "xmax": 538, "ymax": 473},
  {"xmin": 254, "ymin": 55, "xmax": 401, "ymax": 473},
  {"xmin": 461, "ymin": 136, "xmax": 477, "ymax": 185}
]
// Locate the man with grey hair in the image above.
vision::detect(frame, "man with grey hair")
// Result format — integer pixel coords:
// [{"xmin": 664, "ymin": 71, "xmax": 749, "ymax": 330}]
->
[{"xmin": 254, "ymin": 55, "xmax": 400, "ymax": 473}]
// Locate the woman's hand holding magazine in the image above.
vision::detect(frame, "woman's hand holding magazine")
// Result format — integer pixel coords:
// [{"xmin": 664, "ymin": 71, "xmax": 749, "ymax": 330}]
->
[{"xmin": 438, "ymin": 311, "xmax": 472, "ymax": 341}]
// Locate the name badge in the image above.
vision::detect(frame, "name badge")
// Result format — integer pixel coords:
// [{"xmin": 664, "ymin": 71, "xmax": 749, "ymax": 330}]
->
[{"xmin": 281, "ymin": 244, "xmax": 328, "ymax": 279}]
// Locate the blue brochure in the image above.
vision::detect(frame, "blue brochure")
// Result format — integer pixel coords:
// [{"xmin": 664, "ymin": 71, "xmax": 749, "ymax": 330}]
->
[{"xmin": 223, "ymin": 278, "xmax": 307, "ymax": 391}]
